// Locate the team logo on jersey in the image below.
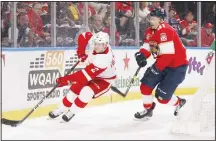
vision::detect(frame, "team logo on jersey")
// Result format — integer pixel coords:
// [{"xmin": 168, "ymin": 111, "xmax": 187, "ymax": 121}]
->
[{"xmin": 160, "ymin": 33, "xmax": 167, "ymax": 41}]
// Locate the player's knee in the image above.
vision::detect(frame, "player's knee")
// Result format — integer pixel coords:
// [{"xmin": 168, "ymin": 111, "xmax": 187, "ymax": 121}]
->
[
  {"xmin": 156, "ymin": 98, "xmax": 170, "ymax": 104},
  {"xmin": 74, "ymin": 86, "xmax": 94, "ymax": 108},
  {"xmin": 140, "ymin": 84, "xmax": 153, "ymax": 95},
  {"xmin": 63, "ymin": 86, "xmax": 81, "ymax": 107},
  {"xmin": 64, "ymin": 90, "xmax": 77, "ymax": 106},
  {"xmin": 155, "ymin": 87, "xmax": 172, "ymax": 104},
  {"xmin": 79, "ymin": 86, "xmax": 94, "ymax": 102}
]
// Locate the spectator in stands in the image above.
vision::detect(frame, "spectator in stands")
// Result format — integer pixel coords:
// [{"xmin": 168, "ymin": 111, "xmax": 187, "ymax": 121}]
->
[
  {"xmin": 103, "ymin": 14, "xmax": 120, "ymax": 46},
  {"xmin": 115, "ymin": 2, "xmax": 133, "ymax": 34},
  {"xmin": 87, "ymin": 16, "xmax": 94, "ymax": 32},
  {"xmin": 92, "ymin": 14, "xmax": 104, "ymax": 34},
  {"xmin": 28, "ymin": 2, "xmax": 51, "ymax": 46},
  {"xmin": 1, "ymin": 2, "xmax": 11, "ymax": 47},
  {"xmin": 168, "ymin": 8, "xmax": 182, "ymax": 36},
  {"xmin": 56, "ymin": 3, "xmax": 78, "ymax": 47},
  {"xmin": 89, "ymin": 2, "xmax": 110, "ymax": 19},
  {"xmin": 139, "ymin": 2, "xmax": 150, "ymax": 23},
  {"xmin": 149, "ymin": 2, "xmax": 161, "ymax": 11},
  {"xmin": 8, "ymin": 12, "xmax": 34, "ymax": 47},
  {"xmin": 186, "ymin": 23, "xmax": 215, "ymax": 47},
  {"xmin": 180, "ymin": 11, "xmax": 197, "ymax": 38},
  {"xmin": 16, "ymin": 2, "xmax": 27, "ymax": 15},
  {"xmin": 77, "ymin": 2, "xmax": 96, "ymax": 18},
  {"xmin": 139, "ymin": 2, "xmax": 150, "ymax": 42},
  {"xmin": 206, "ymin": 4, "xmax": 216, "ymax": 32}
]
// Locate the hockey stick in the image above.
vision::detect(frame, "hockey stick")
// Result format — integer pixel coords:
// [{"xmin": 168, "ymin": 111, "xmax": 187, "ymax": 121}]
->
[
  {"xmin": 2, "ymin": 61, "xmax": 80, "ymax": 127},
  {"xmin": 110, "ymin": 67, "xmax": 141, "ymax": 97}
]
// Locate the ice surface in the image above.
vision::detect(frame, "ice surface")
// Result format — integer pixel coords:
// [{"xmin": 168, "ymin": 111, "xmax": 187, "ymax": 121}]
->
[{"xmin": 2, "ymin": 97, "xmax": 215, "ymax": 140}]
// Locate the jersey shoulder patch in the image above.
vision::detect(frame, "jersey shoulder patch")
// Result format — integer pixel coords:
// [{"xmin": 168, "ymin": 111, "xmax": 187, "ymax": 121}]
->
[
  {"xmin": 160, "ymin": 33, "xmax": 168, "ymax": 42},
  {"xmin": 158, "ymin": 26, "xmax": 173, "ymax": 42}
]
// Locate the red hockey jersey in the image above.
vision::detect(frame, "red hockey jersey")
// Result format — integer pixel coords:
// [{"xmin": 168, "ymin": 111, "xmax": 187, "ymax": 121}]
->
[{"xmin": 139, "ymin": 22, "xmax": 188, "ymax": 71}]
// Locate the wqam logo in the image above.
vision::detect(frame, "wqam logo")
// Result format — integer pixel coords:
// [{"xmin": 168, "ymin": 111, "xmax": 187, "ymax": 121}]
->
[
  {"xmin": 27, "ymin": 51, "xmax": 64, "ymax": 101},
  {"xmin": 28, "ymin": 51, "xmax": 64, "ymax": 90},
  {"xmin": 27, "ymin": 51, "xmax": 82, "ymax": 102}
]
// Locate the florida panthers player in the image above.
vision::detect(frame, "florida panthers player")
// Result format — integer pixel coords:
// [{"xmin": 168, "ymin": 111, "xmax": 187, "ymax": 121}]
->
[
  {"xmin": 134, "ymin": 8, "xmax": 188, "ymax": 120},
  {"xmin": 48, "ymin": 31, "xmax": 116, "ymax": 122}
]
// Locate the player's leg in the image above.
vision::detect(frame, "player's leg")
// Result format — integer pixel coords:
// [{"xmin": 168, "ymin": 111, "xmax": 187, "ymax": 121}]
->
[
  {"xmin": 155, "ymin": 65, "xmax": 188, "ymax": 116},
  {"xmin": 48, "ymin": 83, "xmax": 85, "ymax": 118},
  {"xmin": 62, "ymin": 79, "xmax": 111, "ymax": 122},
  {"xmin": 134, "ymin": 65, "xmax": 165, "ymax": 120}
]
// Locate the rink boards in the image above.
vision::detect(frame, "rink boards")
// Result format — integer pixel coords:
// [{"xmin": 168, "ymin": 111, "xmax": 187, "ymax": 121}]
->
[{"xmin": 2, "ymin": 47, "xmax": 212, "ymax": 120}]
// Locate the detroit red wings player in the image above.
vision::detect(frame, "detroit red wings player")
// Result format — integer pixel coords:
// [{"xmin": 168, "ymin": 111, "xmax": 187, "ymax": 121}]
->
[{"xmin": 48, "ymin": 31, "xmax": 116, "ymax": 122}]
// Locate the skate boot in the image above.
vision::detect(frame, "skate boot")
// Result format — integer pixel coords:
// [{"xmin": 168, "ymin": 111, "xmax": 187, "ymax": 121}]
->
[
  {"xmin": 134, "ymin": 102, "xmax": 156, "ymax": 121},
  {"xmin": 62, "ymin": 111, "xmax": 75, "ymax": 122},
  {"xmin": 48, "ymin": 105, "xmax": 68, "ymax": 119},
  {"xmin": 174, "ymin": 97, "xmax": 186, "ymax": 116}
]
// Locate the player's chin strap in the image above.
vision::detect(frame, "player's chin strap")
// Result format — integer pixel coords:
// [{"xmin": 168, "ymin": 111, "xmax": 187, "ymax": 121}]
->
[
  {"xmin": 1, "ymin": 61, "xmax": 81, "ymax": 127},
  {"xmin": 111, "ymin": 67, "xmax": 141, "ymax": 97}
]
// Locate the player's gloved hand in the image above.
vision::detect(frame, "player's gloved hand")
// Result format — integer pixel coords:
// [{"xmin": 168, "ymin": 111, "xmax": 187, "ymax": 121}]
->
[
  {"xmin": 145, "ymin": 64, "xmax": 162, "ymax": 77},
  {"xmin": 56, "ymin": 77, "xmax": 72, "ymax": 87},
  {"xmin": 135, "ymin": 52, "xmax": 147, "ymax": 67},
  {"xmin": 78, "ymin": 54, "xmax": 88, "ymax": 62}
]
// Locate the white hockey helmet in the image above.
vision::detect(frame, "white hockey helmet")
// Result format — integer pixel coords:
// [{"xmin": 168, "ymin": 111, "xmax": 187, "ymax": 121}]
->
[
  {"xmin": 94, "ymin": 31, "xmax": 110, "ymax": 44},
  {"xmin": 93, "ymin": 31, "xmax": 110, "ymax": 53}
]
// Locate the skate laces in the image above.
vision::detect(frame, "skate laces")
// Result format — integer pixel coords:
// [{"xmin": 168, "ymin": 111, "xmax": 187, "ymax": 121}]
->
[
  {"xmin": 52, "ymin": 108, "xmax": 63, "ymax": 115},
  {"xmin": 65, "ymin": 111, "xmax": 75, "ymax": 117},
  {"xmin": 138, "ymin": 109, "xmax": 148, "ymax": 115}
]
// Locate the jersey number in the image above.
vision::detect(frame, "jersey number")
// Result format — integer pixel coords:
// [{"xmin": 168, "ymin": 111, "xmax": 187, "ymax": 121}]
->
[
  {"xmin": 158, "ymin": 24, "xmax": 165, "ymax": 30},
  {"xmin": 91, "ymin": 67, "xmax": 100, "ymax": 73}
]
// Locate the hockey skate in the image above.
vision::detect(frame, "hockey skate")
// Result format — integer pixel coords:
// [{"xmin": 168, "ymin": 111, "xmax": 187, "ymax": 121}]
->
[
  {"xmin": 174, "ymin": 97, "xmax": 186, "ymax": 116},
  {"xmin": 61, "ymin": 111, "xmax": 75, "ymax": 123},
  {"xmin": 48, "ymin": 105, "xmax": 69, "ymax": 119},
  {"xmin": 134, "ymin": 102, "xmax": 156, "ymax": 121}
]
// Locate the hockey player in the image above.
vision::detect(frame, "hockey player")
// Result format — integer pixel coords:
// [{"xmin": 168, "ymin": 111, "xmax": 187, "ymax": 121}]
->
[
  {"xmin": 134, "ymin": 8, "xmax": 188, "ymax": 120},
  {"xmin": 48, "ymin": 31, "xmax": 116, "ymax": 122}
]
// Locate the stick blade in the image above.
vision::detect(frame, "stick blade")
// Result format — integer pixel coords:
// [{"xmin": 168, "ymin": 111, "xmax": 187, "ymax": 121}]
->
[{"xmin": 2, "ymin": 118, "xmax": 20, "ymax": 127}]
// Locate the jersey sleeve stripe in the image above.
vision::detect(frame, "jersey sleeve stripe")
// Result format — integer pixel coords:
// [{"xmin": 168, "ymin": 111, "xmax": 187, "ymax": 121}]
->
[
  {"xmin": 159, "ymin": 41, "xmax": 175, "ymax": 55},
  {"xmin": 81, "ymin": 69, "xmax": 92, "ymax": 81},
  {"xmin": 140, "ymin": 43, "xmax": 150, "ymax": 51}
]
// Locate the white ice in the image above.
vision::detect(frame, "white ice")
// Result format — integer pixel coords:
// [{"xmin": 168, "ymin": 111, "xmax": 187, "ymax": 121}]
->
[{"xmin": 2, "ymin": 96, "xmax": 215, "ymax": 140}]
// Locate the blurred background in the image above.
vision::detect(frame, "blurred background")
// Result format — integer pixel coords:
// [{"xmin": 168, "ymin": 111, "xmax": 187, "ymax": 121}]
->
[{"xmin": 1, "ymin": 1, "xmax": 215, "ymax": 48}]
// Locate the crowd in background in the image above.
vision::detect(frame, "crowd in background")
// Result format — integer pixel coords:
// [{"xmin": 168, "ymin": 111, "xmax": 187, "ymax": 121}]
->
[{"xmin": 1, "ymin": 2, "xmax": 215, "ymax": 48}]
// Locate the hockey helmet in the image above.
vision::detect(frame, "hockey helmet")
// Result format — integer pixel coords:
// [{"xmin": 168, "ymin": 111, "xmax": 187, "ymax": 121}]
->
[
  {"xmin": 94, "ymin": 31, "xmax": 110, "ymax": 44},
  {"xmin": 150, "ymin": 8, "xmax": 167, "ymax": 19}
]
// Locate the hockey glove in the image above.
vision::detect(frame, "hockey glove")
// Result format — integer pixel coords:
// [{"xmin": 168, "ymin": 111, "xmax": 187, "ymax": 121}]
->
[
  {"xmin": 145, "ymin": 64, "xmax": 162, "ymax": 78},
  {"xmin": 78, "ymin": 54, "xmax": 88, "ymax": 62},
  {"xmin": 135, "ymin": 52, "xmax": 147, "ymax": 67},
  {"xmin": 56, "ymin": 77, "xmax": 73, "ymax": 87}
]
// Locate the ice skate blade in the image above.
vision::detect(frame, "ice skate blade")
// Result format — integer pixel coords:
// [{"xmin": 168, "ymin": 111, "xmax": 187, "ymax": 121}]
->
[
  {"xmin": 133, "ymin": 117, "xmax": 151, "ymax": 121},
  {"xmin": 47, "ymin": 117, "xmax": 59, "ymax": 120},
  {"xmin": 60, "ymin": 120, "xmax": 70, "ymax": 123}
]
